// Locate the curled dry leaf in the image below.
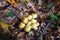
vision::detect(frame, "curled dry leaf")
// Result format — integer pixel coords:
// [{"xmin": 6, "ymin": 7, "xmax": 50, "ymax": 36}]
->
[{"xmin": 17, "ymin": 32, "xmax": 25, "ymax": 38}]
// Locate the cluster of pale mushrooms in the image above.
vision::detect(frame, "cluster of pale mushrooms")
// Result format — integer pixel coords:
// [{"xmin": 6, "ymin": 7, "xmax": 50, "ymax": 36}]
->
[{"xmin": 19, "ymin": 13, "xmax": 39, "ymax": 32}]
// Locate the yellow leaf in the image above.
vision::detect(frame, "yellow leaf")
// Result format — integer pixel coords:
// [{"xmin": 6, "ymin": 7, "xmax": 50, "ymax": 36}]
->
[
  {"xmin": 0, "ymin": 22, "xmax": 8, "ymax": 32},
  {"xmin": 24, "ymin": 0, "xmax": 30, "ymax": 2},
  {"xmin": 6, "ymin": 0, "xmax": 15, "ymax": 4}
]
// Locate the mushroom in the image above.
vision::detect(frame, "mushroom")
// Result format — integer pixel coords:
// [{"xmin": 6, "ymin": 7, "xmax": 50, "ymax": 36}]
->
[
  {"xmin": 27, "ymin": 15, "xmax": 32, "ymax": 20},
  {"xmin": 27, "ymin": 21, "xmax": 32, "ymax": 25},
  {"xmin": 24, "ymin": 25, "xmax": 31, "ymax": 32},
  {"xmin": 19, "ymin": 22, "xmax": 25, "ymax": 29},
  {"xmin": 22, "ymin": 17, "xmax": 28, "ymax": 24},
  {"xmin": 36, "ymin": 22, "xmax": 40, "ymax": 26},
  {"xmin": 31, "ymin": 13, "xmax": 37, "ymax": 18},
  {"xmin": 30, "ymin": 19, "xmax": 37, "ymax": 23},
  {"xmin": 31, "ymin": 23, "xmax": 37, "ymax": 30}
]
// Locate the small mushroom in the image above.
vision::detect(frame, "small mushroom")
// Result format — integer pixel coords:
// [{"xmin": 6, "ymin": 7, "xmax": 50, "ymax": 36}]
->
[
  {"xmin": 22, "ymin": 17, "xmax": 28, "ymax": 24},
  {"xmin": 31, "ymin": 13, "xmax": 37, "ymax": 18},
  {"xmin": 30, "ymin": 19, "xmax": 37, "ymax": 23},
  {"xmin": 19, "ymin": 22, "xmax": 25, "ymax": 29},
  {"xmin": 36, "ymin": 22, "xmax": 40, "ymax": 26},
  {"xmin": 34, "ymin": 26, "xmax": 38, "ymax": 30},
  {"xmin": 27, "ymin": 15, "xmax": 32, "ymax": 20},
  {"xmin": 24, "ymin": 25, "xmax": 31, "ymax": 32},
  {"xmin": 31, "ymin": 23, "xmax": 37, "ymax": 30},
  {"xmin": 27, "ymin": 21, "xmax": 32, "ymax": 25}
]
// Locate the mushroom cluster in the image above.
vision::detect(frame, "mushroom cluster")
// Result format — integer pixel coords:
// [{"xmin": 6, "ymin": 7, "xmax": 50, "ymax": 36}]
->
[{"xmin": 19, "ymin": 13, "xmax": 39, "ymax": 32}]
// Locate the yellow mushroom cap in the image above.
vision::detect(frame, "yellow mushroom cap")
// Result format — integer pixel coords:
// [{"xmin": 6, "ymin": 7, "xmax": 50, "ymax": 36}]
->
[
  {"xmin": 27, "ymin": 21, "xmax": 32, "ymax": 25},
  {"xmin": 22, "ymin": 17, "xmax": 28, "ymax": 24},
  {"xmin": 33, "ymin": 26, "xmax": 38, "ymax": 30},
  {"xmin": 19, "ymin": 22, "xmax": 25, "ymax": 29},
  {"xmin": 24, "ymin": 25, "xmax": 31, "ymax": 32},
  {"xmin": 31, "ymin": 23, "xmax": 37, "ymax": 29},
  {"xmin": 36, "ymin": 22, "xmax": 40, "ymax": 26},
  {"xmin": 30, "ymin": 19, "xmax": 37, "ymax": 23},
  {"xmin": 27, "ymin": 15, "xmax": 32, "ymax": 20},
  {"xmin": 31, "ymin": 13, "xmax": 37, "ymax": 18}
]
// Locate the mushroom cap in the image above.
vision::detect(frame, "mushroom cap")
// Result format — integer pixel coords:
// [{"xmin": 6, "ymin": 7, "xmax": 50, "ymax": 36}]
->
[
  {"xmin": 27, "ymin": 21, "xmax": 32, "ymax": 25},
  {"xmin": 36, "ymin": 22, "xmax": 40, "ymax": 26},
  {"xmin": 22, "ymin": 17, "xmax": 28, "ymax": 24},
  {"xmin": 24, "ymin": 25, "xmax": 31, "ymax": 32},
  {"xmin": 19, "ymin": 22, "xmax": 25, "ymax": 29},
  {"xmin": 31, "ymin": 23, "xmax": 37, "ymax": 29},
  {"xmin": 31, "ymin": 13, "xmax": 37, "ymax": 18},
  {"xmin": 27, "ymin": 15, "xmax": 32, "ymax": 20},
  {"xmin": 30, "ymin": 19, "xmax": 37, "ymax": 23},
  {"xmin": 33, "ymin": 26, "xmax": 38, "ymax": 30}
]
